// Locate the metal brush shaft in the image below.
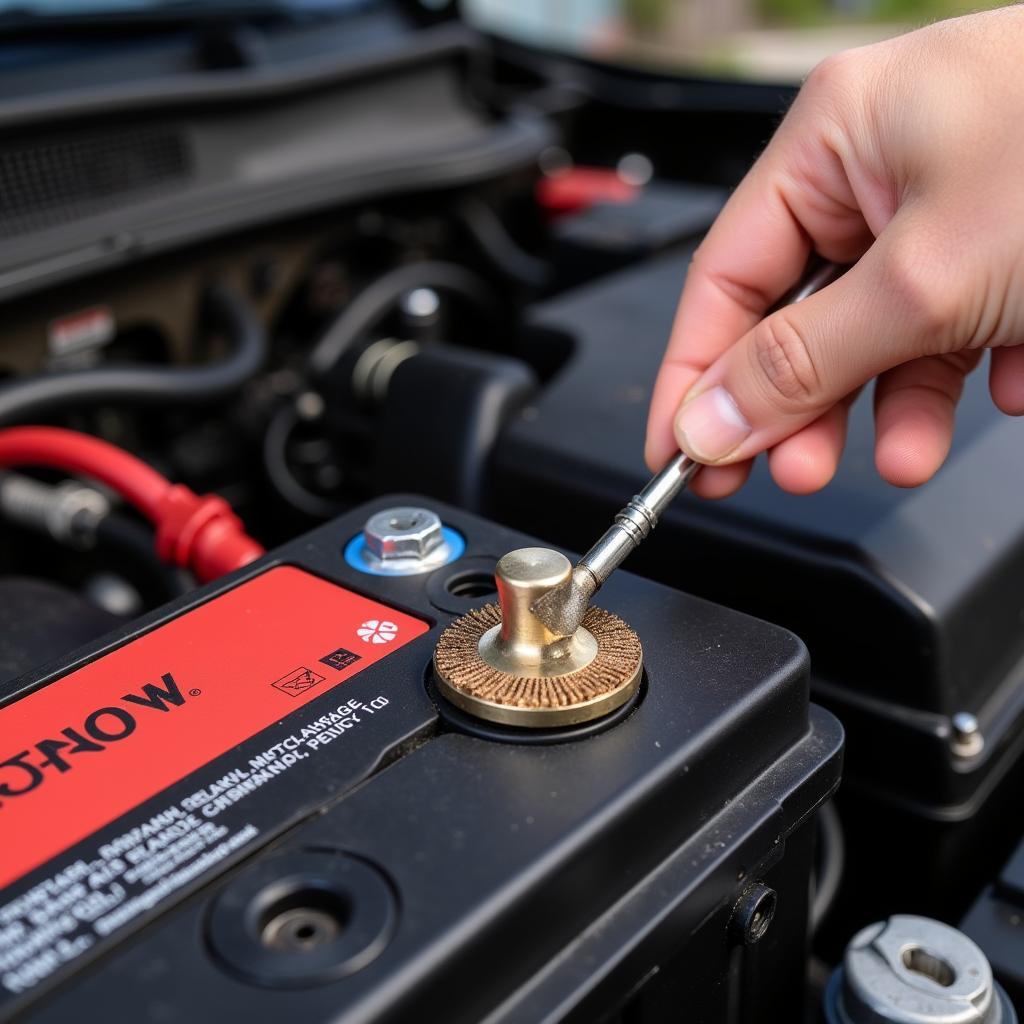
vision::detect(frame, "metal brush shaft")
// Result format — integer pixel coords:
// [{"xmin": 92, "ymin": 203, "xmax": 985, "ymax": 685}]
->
[
  {"xmin": 783, "ymin": 259, "xmax": 846, "ymax": 305},
  {"xmin": 578, "ymin": 260, "xmax": 846, "ymax": 592},
  {"xmin": 577, "ymin": 454, "xmax": 700, "ymax": 590}
]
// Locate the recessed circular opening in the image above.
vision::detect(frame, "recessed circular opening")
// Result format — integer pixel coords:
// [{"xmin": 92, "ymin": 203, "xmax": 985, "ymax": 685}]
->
[
  {"xmin": 445, "ymin": 571, "xmax": 497, "ymax": 600},
  {"xmin": 388, "ymin": 514, "xmax": 419, "ymax": 531},
  {"xmin": 902, "ymin": 946, "xmax": 956, "ymax": 988},
  {"xmin": 746, "ymin": 889, "xmax": 776, "ymax": 943},
  {"xmin": 259, "ymin": 888, "xmax": 352, "ymax": 954}
]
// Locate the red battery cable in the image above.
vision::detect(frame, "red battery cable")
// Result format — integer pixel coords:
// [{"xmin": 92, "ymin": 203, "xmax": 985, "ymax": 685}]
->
[{"xmin": 0, "ymin": 426, "xmax": 264, "ymax": 582}]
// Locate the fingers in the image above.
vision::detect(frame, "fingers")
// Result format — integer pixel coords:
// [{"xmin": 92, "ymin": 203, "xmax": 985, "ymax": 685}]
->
[
  {"xmin": 645, "ymin": 62, "xmax": 877, "ymax": 472},
  {"xmin": 646, "ymin": 361, "xmax": 701, "ymax": 470},
  {"xmin": 989, "ymin": 345, "xmax": 1024, "ymax": 415},
  {"xmin": 767, "ymin": 395, "xmax": 854, "ymax": 494},
  {"xmin": 671, "ymin": 219, "xmax": 961, "ymax": 466},
  {"xmin": 873, "ymin": 351, "xmax": 981, "ymax": 487},
  {"xmin": 683, "ymin": 342, "xmax": 977, "ymax": 498},
  {"xmin": 678, "ymin": 350, "xmax": 976, "ymax": 499},
  {"xmin": 689, "ymin": 460, "xmax": 754, "ymax": 500},
  {"xmin": 683, "ymin": 396, "xmax": 856, "ymax": 501}
]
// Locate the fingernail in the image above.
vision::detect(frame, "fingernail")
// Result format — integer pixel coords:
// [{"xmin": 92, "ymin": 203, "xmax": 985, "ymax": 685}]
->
[{"xmin": 674, "ymin": 386, "xmax": 751, "ymax": 462}]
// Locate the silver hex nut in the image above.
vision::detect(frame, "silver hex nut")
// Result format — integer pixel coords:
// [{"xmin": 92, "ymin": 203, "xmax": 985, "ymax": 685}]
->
[{"xmin": 363, "ymin": 507, "xmax": 445, "ymax": 563}]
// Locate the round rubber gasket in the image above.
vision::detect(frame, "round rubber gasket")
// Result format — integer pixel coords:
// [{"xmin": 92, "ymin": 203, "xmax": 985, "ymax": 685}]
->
[{"xmin": 207, "ymin": 849, "xmax": 396, "ymax": 988}]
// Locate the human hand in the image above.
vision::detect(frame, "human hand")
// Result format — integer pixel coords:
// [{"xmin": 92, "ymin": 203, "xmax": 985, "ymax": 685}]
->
[{"xmin": 645, "ymin": 7, "xmax": 1024, "ymax": 497}]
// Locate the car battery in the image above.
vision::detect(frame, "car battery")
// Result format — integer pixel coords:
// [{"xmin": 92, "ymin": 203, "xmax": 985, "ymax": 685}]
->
[{"xmin": 0, "ymin": 498, "xmax": 841, "ymax": 1024}]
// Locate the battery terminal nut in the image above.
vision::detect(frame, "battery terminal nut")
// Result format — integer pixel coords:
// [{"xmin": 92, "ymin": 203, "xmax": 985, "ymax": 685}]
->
[
  {"xmin": 366, "ymin": 507, "xmax": 444, "ymax": 560},
  {"xmin": 348, "ymin": 505, "xmax": 464, "ymax": 576}
]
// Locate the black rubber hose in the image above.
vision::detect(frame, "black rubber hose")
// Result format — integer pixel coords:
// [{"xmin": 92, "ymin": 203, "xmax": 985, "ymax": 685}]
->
[
  {"xmin": 262, "ymin": 403, "xmax": 345, "ymax": 520},
  {"xmin": 457, "ymin": 198, "xmax": 551, "ymax": 289},
  {"xmin": 306, "ymin": 260, "xmax": 501, "ymax": 380},
  {"xmin": 811, "ymin": 800, "xmax": 845, "ymax": 933},
  {"xmin": 94, "ymin": 512, "xmax": 189, "ymax": 602},
  {"xmin": 0, "ymin": 282, "xmax": 266, "ymax": 427}
]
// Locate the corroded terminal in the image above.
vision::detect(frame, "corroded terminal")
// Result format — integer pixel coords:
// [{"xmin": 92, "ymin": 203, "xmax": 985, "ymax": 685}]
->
[
  {"xmin": 433, "ymin": 546, "xmax": 643, "ymax": 728},
  {"xmin": 479, "ymin": 548, "xmax": 598, "ymax": 678}
]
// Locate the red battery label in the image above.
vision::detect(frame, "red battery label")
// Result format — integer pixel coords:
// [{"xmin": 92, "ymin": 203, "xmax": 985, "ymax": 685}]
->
[{"xmin": 0, "ymin": 566, "xmax": 429, "ymax": 889}]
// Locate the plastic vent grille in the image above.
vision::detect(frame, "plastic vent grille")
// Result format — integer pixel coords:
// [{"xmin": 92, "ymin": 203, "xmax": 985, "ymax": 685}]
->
[{"xmin": 0, "ymin": 127, "xmax": 191, "ymax": 238}]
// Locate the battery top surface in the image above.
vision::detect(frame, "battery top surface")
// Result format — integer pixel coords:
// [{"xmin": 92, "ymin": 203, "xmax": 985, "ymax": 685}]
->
[{"xmin": 0, "ymin": 498, "xmax": 841, "ymax": 1024}]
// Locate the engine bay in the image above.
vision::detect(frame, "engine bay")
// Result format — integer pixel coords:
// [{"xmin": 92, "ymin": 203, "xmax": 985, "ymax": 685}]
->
[{"xmin": 1, "ymin": 4, "xmax": 1022, "ymax": 1022}]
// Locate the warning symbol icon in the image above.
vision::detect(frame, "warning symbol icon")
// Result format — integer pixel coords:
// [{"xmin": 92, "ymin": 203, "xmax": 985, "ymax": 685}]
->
[
  {"xmin": 271, "ymin": 666, "xmax": 326, "ymax": 696},
  {"xmin": 319, "ymin": 647, "xmax": 362, "ymax": 672}
]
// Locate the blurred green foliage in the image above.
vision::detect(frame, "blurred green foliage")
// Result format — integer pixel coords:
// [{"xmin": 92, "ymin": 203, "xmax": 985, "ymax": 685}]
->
[
  {"xmin": 623, "ymin": 0, "xmax": 672, "ymax": 33},
  {"xmin": 756, "ymin": 0, "xmax": 1004, "ymax": 26},
  {"xmin": 756, "ymin": 0, "xmax": 824, "ymax": 27}
]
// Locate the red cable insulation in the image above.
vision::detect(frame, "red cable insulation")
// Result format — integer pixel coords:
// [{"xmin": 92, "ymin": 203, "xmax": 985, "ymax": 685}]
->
[
  {"xmin": 0, "ymin": 426, "xmax": 264, "ymax": 581},
  {"xmin": 0, "ymin": 427, "xmax": 169, "ymax": 517}
]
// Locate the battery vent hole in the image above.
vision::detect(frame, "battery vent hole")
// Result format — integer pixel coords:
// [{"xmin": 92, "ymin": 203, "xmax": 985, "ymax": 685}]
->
[
  {"xmin": 902, "ymin": 946, "xmax": 956, "ymax": 987},
  {"xmin": 446, "ymin": 571, "xmax": 497, "ymax": 600},
  {"xmin": 259, "ymin": 889, "xmax": 352, "ymax": 953}
]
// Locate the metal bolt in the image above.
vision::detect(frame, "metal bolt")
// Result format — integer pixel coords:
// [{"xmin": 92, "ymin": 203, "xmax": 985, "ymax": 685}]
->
[
  {"xmin": 826, "ymin": 915, "xmax": 1015, "ymax": 1024},
  {"xmin": 951, "ymin": 712, "xmax": 984, "ymax": 758},
  {"xmin": 356, "ymin": 506, "xmax": 457, "ymax": 576},
  {"xmin": 0, "ymin": 473, "xmax": 109, "ymax": 548},
  {"xmin": 365, "ymin": 507, "xmax": 443, "ymax": 560},
  {"xmin": 729, "ymin": 883, "xmax": 777, "ymax": 946}
]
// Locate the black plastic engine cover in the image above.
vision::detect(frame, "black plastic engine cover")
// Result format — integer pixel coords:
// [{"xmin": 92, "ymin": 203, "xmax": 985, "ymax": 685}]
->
[
  {"xmin": 0, "ymin": 497, "xmax": 841, "ymax": 1024},
  {"xmin": 962, "ymin": 836, "xmax": 1024, "ymax": 1014}
]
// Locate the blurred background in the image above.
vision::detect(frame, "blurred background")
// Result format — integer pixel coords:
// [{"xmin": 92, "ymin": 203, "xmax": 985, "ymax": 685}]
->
[{"xmin": 465, "ymin": 0, "xmax": 1005, "ymax": 80}]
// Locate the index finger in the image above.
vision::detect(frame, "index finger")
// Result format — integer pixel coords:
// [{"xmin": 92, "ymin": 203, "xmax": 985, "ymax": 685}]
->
[{"xmin": 644, "ymin": 93, "xmax": 874, "ymax": 470}]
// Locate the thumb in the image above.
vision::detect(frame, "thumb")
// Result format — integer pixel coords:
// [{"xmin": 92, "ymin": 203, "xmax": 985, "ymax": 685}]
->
[{"xmin": 672, "ymin": 232, "xmax": 955, "ymax": 464}]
